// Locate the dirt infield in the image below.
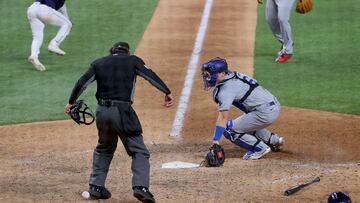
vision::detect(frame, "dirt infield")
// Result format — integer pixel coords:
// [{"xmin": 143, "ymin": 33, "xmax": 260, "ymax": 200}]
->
[{"xmin": 1, "ymin": 0, "xmax": 359, "ymax": 202}]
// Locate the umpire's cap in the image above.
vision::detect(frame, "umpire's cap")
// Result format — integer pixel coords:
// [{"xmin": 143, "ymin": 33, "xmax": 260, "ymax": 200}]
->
[
  {"xmin": 328, "ymin": 192, "xmax": 351, "ymax": 203},
  {"xmin": 110, "ymin": 41, "xmax": 130, "ymax": 54}
]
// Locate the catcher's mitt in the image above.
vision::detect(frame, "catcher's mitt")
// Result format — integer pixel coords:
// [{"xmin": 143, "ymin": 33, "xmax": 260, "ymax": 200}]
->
[
  {"xmin": 296, "ymin": 0, "xmax": 313, "ymax": 14},
  {"xmin": 203, "ymin": 144, "xmax": 225, "ymax": 167},
  {"xmin": 68, "ymin": 100, "xmax": 95, "ymax": 125}
]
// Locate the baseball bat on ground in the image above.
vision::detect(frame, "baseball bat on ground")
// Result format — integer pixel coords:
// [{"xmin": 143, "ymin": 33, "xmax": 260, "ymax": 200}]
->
[{"xmin": 284, "ymin": 176, "xmax": 320, "ymax": 196}]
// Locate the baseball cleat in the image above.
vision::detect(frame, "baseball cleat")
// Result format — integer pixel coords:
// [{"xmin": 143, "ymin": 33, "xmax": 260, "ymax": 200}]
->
[
  {"xmin": 243, "ymin": 146, "xmax": 271, "ymax": 160},
  {"xmin": 133, "ymin": 186, "xmax": 155, "ymax": 203},
  {"xmin": 276, "ymin": 54, "xmax": 292, "ymax": 63},
  {"xmin": 48, "ymin": 42, "xmax": 66, "ymax": 55},
  {"xmin": 28, "ymin": 56, "xmax": 45, "ymax": 71},
  {"xmin": 88, "ymin": 184, "xmax": 111, "ymax": 199},
  {"xmin": 271, "ymin": 136, "xmax": 284, "ymax": 152}
]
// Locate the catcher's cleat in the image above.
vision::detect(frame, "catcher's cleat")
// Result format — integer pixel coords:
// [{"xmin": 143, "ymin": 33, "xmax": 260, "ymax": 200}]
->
[
  {"xmin": 48, "ymin": 41, "xmax": 66, "ymax": 55},
  {"xmin": 271, "ymin": 136, "xmax": 284, "ymax": 152},
  {"xmin": 133, "ymin": 186, "xmax": 155, "ymax": 203},
  {"xmin": 88, "ymin": 184, "xmax": 111, "ymax": 199},
  {"xmin": 243, "ymin": 146, "xmax": 271, "ymax": 160},
  {"xmin": 276, "ymin": 54, "xmax": 292, "ymax": 63},
  {"xmin": 28, "ymin": 56, "xmax": 45, "ymax": 71}
]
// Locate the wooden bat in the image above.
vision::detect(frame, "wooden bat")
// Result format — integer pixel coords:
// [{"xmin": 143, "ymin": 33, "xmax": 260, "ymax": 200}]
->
[{"xmin": 284, "ymin": 176, "xmax": 320, "ymax": 196}]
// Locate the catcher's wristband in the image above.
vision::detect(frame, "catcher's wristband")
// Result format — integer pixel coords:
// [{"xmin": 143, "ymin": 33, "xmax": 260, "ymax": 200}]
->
[{"xmin": 212, "ymin": 126, "xmax": 226, "ymax": 141}]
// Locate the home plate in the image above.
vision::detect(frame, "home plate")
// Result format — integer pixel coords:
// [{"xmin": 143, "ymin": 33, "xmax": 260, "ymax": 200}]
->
[{"xmin": 161, "ymin": 161, "xmax": 200, "ymax": 169}]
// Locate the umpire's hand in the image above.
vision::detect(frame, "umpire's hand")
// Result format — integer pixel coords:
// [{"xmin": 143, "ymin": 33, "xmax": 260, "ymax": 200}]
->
[
  {"xmin": 164, "ymin": 94, "xmax": 174, "ymax": 107},
  {"xmin": 64, "ymin": 103, "xmax": 74, "ymax": 114}
]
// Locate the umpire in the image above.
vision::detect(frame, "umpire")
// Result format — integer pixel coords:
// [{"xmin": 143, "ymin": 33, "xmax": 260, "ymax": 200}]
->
[{"xmin": 64, "ymin": 41, "xmax": 174, "ymax": 202}]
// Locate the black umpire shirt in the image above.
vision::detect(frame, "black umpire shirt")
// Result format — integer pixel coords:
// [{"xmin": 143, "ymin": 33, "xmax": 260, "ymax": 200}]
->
[{"xmin": 68, "ymin": 53, "xmax": 171, "ymax": 104}]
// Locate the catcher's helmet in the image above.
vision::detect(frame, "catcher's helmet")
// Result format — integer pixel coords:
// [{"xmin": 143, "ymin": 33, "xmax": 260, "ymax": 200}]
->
[
  {"xmin": 328, "ymin": 192, "xmax": 351, "ymax": 203},
  {"xmin": 201, "ymin": 57, "xmax": 228, "ymax": 89},
  {"xmin": 110, "ymin": 41, "xmax": 130, "ymax": 54},
  {"xmin": 68, "ymin": 100, "xmax": 95, "ymax": 125}
]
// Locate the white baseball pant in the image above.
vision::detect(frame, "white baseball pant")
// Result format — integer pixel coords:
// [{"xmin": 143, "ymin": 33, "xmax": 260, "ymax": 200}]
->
[{"xmin": 27, "ymin": 2, "xmax": 72, "ymax": 58}]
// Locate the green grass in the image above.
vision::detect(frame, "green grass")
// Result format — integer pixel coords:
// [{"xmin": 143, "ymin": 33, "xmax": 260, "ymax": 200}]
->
[
  {"xmin": 0, "ymin": 0, "xmax": 158, "ymax": 124},
  {"xmin": 254, "ymin": 0, "xmax": 360, "ymax": 114}
]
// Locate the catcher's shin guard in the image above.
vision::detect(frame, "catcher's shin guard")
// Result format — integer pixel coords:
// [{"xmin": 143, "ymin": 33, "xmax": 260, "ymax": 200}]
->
[{"xmin": 223, "ymin": 130, "xmax": 263, "ymax": 152}]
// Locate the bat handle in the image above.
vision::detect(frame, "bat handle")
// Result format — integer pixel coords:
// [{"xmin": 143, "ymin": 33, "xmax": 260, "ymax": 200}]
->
[{"xmin": 313, "ymin": 177, "xmax": 320, "ymax": 183}]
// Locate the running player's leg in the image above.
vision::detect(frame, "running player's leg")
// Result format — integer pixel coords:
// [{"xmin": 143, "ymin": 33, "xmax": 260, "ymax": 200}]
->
[
  {"xmin": 27, "ymin": 4, "xmax": 46, "ymax": 71},
  {"xmin": 37, "ymin": 5, "xmax": 72, "ymax": 54},
  {"xmin": 277, "ymin": 0, "xmax": 296, "ymax": 54},
  {"xmin": 27, "ymin": 5, "xmax": 45, "ymax": 59},
  {"xmin": 266, "ymin": 0, "xmax": 283, "ymax": 44},
  {"xmin": 47, "ymin": 10, "xmax": 72, "ymax": 46}
]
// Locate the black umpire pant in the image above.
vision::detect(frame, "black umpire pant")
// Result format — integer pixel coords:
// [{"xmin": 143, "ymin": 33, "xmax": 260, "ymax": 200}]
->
[{"xmin": 89, "ymin": 102, "xmax": 150, "ymax": 188}]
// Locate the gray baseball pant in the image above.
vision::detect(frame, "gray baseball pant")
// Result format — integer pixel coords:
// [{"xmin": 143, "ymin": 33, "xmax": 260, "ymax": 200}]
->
[
  {"xmin": 266, "ymin": 0, "xmax": 296, "ymax": 54},
  {"xmin": 230, "ymin": 100, "xmax": 281, "ymax": 150},
  {"xmin": 89, "ymin": 105, "xmax": 150, "ymax": 188}
]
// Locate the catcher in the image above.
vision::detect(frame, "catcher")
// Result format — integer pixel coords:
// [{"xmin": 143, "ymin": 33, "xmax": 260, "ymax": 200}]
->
[{"xmin": 202, "ymin": 57, "xmax": 284, "ymax": 166}]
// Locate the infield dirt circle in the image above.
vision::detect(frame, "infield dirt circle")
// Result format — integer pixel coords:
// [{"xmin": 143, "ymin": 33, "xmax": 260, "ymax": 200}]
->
[{"xmin": 1, "ymin": 0, "xmax": 359, "ymax": 202}]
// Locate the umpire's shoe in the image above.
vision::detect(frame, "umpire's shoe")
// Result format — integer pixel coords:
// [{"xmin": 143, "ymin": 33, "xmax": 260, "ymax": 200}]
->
[
  {"xmin": 133, "ymin": 186, "xmax": 155, "ymax": 203},
  {"xmin": 88, "ymin": 184, "xmax": 111, "ymax": 199}
]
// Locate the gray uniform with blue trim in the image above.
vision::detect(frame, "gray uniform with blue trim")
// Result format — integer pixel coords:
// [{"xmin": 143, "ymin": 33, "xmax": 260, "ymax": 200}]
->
[{"xmin": 213, "ymin": 72, "xmax": 281, "ymax": 151}]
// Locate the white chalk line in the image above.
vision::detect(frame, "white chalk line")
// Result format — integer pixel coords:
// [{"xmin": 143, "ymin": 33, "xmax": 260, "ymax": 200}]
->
[{"xmin": 170, "ymin": 0, "xmax": 213, "ymax": 137}]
